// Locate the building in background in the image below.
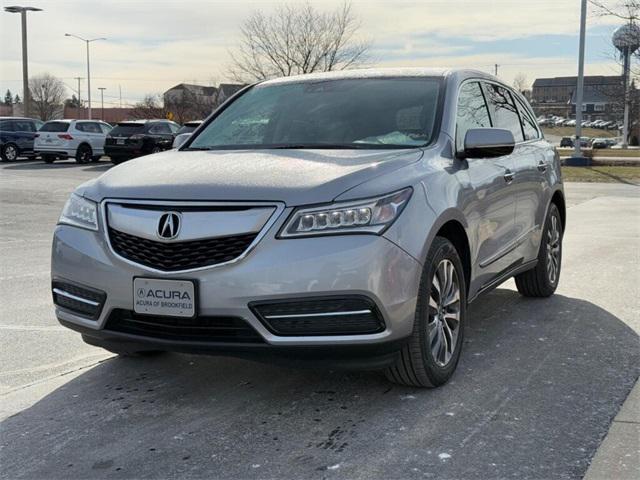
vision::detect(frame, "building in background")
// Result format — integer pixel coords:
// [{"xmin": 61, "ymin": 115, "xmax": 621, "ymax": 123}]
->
[{"xmin": 531, "ymin": 75, "xmax": 624, "ymax": 121}]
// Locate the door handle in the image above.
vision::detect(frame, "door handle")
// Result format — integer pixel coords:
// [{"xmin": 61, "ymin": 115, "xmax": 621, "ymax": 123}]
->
[
  {"xmin": 503, "ymin": 170, "xmax": 515, "ymax": 183},
  {"xmin": 537, "ymin": 160, "xmax": 548, "ymax": 172}
]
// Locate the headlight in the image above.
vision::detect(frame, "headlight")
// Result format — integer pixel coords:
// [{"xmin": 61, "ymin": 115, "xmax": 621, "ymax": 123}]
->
[
  {"xmin": 59, "ymin": 193, "xmax": 98, "ymax": 231},
  {"xmin": 280, "ymin": 188, "xmax": 412, "ymax": 238}
]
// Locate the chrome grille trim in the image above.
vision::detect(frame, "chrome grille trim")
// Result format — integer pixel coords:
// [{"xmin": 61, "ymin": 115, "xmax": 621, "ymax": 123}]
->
[{"xmin": 100, "ymin": 199, "xmax": 286, "ymax": 274}]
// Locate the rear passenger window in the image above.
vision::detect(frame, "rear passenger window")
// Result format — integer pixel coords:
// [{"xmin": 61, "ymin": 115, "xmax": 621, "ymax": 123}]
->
[
  {"xmin": 515, "ymin": 97, "xmax": 540, "ymax": 141},
  {"xmin": 14, "ymin": 121, "xmax": 35, "ymax": 132},
  {"xmin": 150, "ymin": 123, "xmax": 171, "ymax": 134},
  {"xmin": 482, "ymin": 83, "xmax": 524, "ymax": 143},
  {"xmin": 456, "ymin": 81, "xmax": 492, "ymax": 152},
  {"xmin": 0, "ymin": 120, "xmax": 15, "ymax": 132}
]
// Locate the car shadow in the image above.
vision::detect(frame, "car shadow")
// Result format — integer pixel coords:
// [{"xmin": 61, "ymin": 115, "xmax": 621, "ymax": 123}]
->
[{"xmin": 1, "ymin": 289, "xmax": 638, "ymax": 480}]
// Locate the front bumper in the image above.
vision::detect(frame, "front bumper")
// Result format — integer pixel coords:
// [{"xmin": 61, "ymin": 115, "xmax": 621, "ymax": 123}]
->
[{"xmin": 52, "ymin": 212, "xmax": 423, "ymax": 355}]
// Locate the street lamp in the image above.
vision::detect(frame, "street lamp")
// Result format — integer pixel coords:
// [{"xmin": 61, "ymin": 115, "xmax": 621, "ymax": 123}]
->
[
  {"xmin": 572, "ymin": 0, "xmax": 587, "ymax": 161},
  {"xmin": 64, "ymin": 33, "xmax": 106, "ymax": 120},
  {"xmin": 98, "ymin": 87, "xmax": 106, "ymax": 121},
  {"xmin": 4, "ymin": 5, "xmax": 42, "ymax": 118}
]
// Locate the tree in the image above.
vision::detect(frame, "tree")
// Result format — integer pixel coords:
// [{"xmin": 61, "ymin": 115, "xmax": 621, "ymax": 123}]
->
[
  {"xmin": 14, "ymin": 94, "xmax": 21, "ymax": 104},
  {"xmin": 229, "ymin": 1, "xmax": 370, "ymax": 82},
  {"xmin": 512, "ymin": 73, "xmax": 530, "ymax": 93},
  {"xmin": 29, "ymin": 73, "xmax": 66, "ymax": 121},
  {"xmin": 4, "ymin": 89, "xmax": 12, "ymax": 106},
  {"xmin": 164, "ymin": 88, "xmax": 215, "ymax": 123},
  {"xmin": 128, "ymin": 94, "xmax": 168, "ymax": 120}
]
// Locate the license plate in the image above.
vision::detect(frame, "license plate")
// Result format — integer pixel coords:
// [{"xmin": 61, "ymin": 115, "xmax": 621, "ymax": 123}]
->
[
  {"xmin": 133, "ymin": 278, "xmax": 196, "ymax": 318},
  {"xmin": 117, "ymin": 138, "xmax": 125, "ymax": 145}
]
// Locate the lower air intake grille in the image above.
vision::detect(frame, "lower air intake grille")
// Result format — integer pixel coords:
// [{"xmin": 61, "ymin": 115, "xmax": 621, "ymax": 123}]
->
[
  {"xmin": 108, "ymin": 228, "xmax": 258, "ymax": 272},
  {"xmin": 105, "ymin": 309, "xmax": 265, "ymax": 343},
  {"xmin": 52, "ymin": 281, "xmax": 106, "ymax": 320},
  {"xmin": 250, "ymin": 296, "xmax": 385, "ymax": 336}
]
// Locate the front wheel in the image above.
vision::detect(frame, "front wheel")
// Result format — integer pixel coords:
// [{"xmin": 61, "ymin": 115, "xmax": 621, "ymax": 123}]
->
[
  {"xmin": 515, "ymin": 203, "xmax": 563, "ymax": 297},
  {"xmin": 385, "ymin": 236, "xmax": 466, "ymax": 388},
  {"xmin": 1, "ymin": 143, "xmax": 19, "ymax": 161}
]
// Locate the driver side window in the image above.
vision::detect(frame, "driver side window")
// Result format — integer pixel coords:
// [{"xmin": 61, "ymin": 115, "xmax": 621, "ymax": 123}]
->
[{"xmin": 456, "ymin": 81, "xmax": 492, "ymax": 152}]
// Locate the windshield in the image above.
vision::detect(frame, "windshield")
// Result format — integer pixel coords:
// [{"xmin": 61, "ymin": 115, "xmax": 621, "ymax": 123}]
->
[{"xmin": 189, "ymin": 77, "xmax": 441, "ymax": 150}]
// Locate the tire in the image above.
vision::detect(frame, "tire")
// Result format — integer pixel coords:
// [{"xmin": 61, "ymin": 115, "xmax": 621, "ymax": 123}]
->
[
  {"xmin": 110, "ymin": 156, "xmax": 126, "ymax": 165},
  {"xmin": 385, "ymin": 236, "xmax": 466, "ymax": 388},
  {"xmin": 91, "ymin": 155, "xmax": 101, "ymax": 163},
  {"xmin": 1, "ymin": 143, "xmax": 19, "ymax": 162},
  {"xmin": 42, "ymin": 154, "xmax": 55, "ymax": 164},
  {"xmin": 515, "ymin": 203, "xmax": 563, "ymax": 297},
  {"xmin": 75, "ymin": 144, "xmax": 93, "ymax": 164},
  {"xmin": 151, "ymin": 145, "xmax": 162, "ymax": 154}
]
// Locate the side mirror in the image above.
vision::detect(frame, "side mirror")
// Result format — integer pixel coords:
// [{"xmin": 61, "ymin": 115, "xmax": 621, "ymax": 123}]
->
[
  {"xmin": 462, "ymin": 128, "xmax": 515, "ymax": 159},
  {"xmin": 172, "ymin": 132, "xmax": 192, "ymax": 149}
]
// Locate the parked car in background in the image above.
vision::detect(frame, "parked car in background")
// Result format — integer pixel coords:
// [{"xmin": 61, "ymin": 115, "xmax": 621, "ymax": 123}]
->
[
  {"xmin": 105, "ymin": 119, "xmax": 180, "ymax": 164},
  {"xmin": 591, "ymin": 138, "xmax": 611, "ymax": 149},
  {"xmin": 34, "ymin": 119, "xmax": 113, "ymax": 164},
  {"xmin": 172, "ymin": 120, "xmax": 203, "ymax": 148},
  {"xmin": 0, "ymin": 117, "xmax": 43, "ymax": 161},
  {"xmin": 52, "ymin": 68, "xmax": 565, "ymax": 388},
  {"xmin": 560, "ymin": 136, "xmax": 574, "ymax": 148}
]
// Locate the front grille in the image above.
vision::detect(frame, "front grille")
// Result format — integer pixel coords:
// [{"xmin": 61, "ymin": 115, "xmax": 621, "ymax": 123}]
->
[
  {"xmin": 251, "ymin": 296, "xmax": 385, "ymax": 336},
  {"xmin": 52, "ymin": 281, "xmax": 106, "ymax": 320},
  {"xmin": 105, "ymin": 309, "xmax": 265, "ymax": 343},
  {"xmin": 108, "ymin": 228, "xmax": 257, "ymax": 272}
]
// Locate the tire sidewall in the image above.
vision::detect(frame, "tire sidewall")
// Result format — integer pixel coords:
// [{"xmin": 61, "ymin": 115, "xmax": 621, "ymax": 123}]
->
[{"xmin": 417, "ymin": 238, "xmax": 467, "ymax": 385}]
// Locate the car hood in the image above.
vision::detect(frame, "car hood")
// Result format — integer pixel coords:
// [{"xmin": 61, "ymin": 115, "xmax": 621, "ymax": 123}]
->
[{"xmin": 80, "ymin": 148, "xmax": 424, "ymax": 206}]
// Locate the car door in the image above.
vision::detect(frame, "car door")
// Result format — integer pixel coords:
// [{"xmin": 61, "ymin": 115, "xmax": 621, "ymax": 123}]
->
[
  {"xmin": 455, "ymin": 81, "xmax": 518, "ymax": 289},
  {"xmin": 510, "ymin": 94, "xmax": 549, "ymax": 262},
  {"xmin": 13, "ymin": 120, "xmax": 37, "ymax": 153},
  {"xmin": 86, "ymin": 122, "xmax": 106, "ymax": 154}
]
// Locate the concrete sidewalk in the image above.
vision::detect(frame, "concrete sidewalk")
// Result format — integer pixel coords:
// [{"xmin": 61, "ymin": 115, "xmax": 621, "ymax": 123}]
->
[{"xmin": 585, "ymin": 381, "xmax": 640, "ymax": 479}]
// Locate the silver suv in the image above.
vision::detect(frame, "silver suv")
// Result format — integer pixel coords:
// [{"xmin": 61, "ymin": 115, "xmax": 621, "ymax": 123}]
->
[{"xmin": 51, "ymin": 69, "xmax": 564, "ymax": 387}]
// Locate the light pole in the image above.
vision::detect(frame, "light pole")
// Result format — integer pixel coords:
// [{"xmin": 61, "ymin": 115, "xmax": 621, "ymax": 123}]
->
[
  {"xmin": 4, "ymin": 5, "xmax": 42, "ymax": 118},
  {"xmin": 98, "ymin": 87, "xmax": 106, "ymax": 121},
  {"xmin": 64, "ymin": 33, "xmax": 106, "ymax": 120},
  {"xmin": 573, "ymin": 0, "xmax": 587, "ymax": 159}
]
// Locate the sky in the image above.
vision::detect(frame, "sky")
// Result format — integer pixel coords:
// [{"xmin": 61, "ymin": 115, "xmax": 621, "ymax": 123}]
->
[{"xmin": 0, "ymin": 0, "xmax": 633, "ymax": 108}]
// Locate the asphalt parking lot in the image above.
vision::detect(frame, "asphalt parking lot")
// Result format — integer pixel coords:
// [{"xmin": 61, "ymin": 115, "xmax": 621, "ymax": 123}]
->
[{"xmin": 1, "ymin": 158, "xmax": 639, "ymax": 479}]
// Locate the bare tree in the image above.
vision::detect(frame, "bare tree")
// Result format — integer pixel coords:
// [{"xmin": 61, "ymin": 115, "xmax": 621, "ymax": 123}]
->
[
  {"xmin": 512, "ymin": 73, "xmax": 530, "ymax": 93},
  {"xmin": 229, "ymin": 1, "xmax": 370, "ymax": 82},
  {"xmin": 165, "ymin": 89, "xmax": 215, "ymax": 123},
  {"xmin": 29, "ymin": 73, "xmax": 66, "ymax": 121},
  {"xmin": 128, "ymin": 94, "xmax": 168, "ymax": 120}
]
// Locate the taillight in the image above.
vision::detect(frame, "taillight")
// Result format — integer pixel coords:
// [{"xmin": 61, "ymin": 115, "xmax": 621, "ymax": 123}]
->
[{"xmin": 58, "ymin": 134, "xmax": 73, "ymax": 140}]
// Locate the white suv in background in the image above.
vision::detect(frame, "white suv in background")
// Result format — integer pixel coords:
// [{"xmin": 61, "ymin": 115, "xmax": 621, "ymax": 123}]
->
[{"xmin": 35, "ymin": 119, "xmax": 112, "ymax": 164}]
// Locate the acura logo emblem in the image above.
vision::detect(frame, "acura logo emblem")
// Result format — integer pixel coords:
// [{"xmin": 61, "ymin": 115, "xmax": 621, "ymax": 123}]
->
[{"xmin": 157, "ymin": 212, "xmax": 181, "ymax": 239}]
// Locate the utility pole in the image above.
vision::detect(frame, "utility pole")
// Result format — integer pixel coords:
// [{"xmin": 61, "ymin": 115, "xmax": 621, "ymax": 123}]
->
[
  {"xmin": 98, "ymin": 87, "xmax": 106, "ymax": 120},
  {"xmin": 119, "ymin": 85, "xmax": 122, "ymax": 109},
  {"xmin": 494, "ymin": 64, "xmax": 499, "ymax": 76},
  {"xmin": 573, "ymin": 0, "xmax": 587, "ymax": 158},
  {"xmin": 4, "ymin": 6, "xmax": 42, "ymax": 117}
]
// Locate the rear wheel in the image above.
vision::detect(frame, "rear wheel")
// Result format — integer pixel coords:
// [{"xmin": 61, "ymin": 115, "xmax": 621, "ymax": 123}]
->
[
  {"xmin": 515, "ymin": 203, "xmax": 562, "ymax": 297},
  {"xmin": 75, "ymin": 144, "xmax": 92, "ymax": 164},
  {"xmin": 1, "ymin": 143, "xmax": 19, "ymax": 161},
  {"xmin": 91, "ymin": 155, "xmax": 101, "ymax": 163},
  {"xmin": 151, "ymin": 145, "xmax": 162, "ymax": 154},
  {"xmin": 110, "ymin": 156, "xmax": 126, "ymax": 165},
  {"xmin": 385, "ymin": 237, "xmax": 466, "ymax": 388}
]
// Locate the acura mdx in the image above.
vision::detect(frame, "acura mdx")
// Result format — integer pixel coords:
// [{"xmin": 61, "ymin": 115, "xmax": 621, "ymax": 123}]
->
[{"xmin": 52, "ymin": 68, "xmax": 565, "ymax": 387}]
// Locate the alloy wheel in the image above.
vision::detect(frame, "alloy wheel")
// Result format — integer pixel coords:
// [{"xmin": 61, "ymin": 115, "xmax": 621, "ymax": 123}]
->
[
  {"xmin": 4, "ymin": 145, "xmax": 17, "ymax": 161},
  {"xmin": 427, "ymin": 259, "xmax": 461, "ymax": 367},
  {"xmin": 546, "ymin": 214, "xmax": 561, "ymax": 284}
]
